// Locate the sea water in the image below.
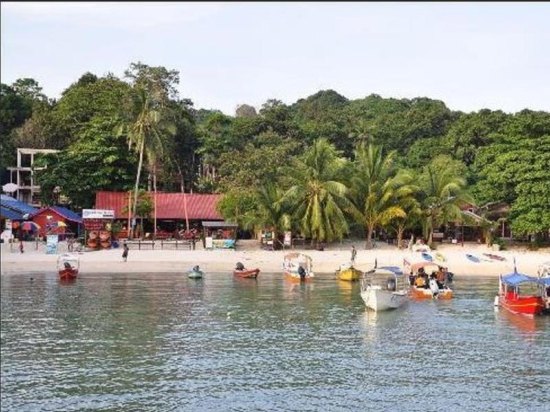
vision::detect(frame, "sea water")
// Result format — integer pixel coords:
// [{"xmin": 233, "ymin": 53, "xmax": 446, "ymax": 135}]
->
[{"xmin": 1, "ymin": 273, "xmax": 548, "ymax": 411}]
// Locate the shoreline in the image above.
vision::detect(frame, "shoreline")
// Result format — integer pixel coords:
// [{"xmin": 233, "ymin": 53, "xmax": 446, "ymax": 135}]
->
[{"xmin": 2, "ymin": 240, "xmax": 549, "ymax": 277}]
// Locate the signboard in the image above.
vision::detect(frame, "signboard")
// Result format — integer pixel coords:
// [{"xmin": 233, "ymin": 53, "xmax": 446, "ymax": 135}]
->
[
  {"xmin": 284, "ymin": 231, "xmax": 292, "ymax": 246},
  {"xmin": 205, "ymin": 236, "xmax": 213, "ymax": 249},
  {"xmin": 82, "ymin": 209, "xmax": 115, "ymax": 219},
  {"xmin": 46, "ymin": 235, "xmax": 58, "ymax": 254}
]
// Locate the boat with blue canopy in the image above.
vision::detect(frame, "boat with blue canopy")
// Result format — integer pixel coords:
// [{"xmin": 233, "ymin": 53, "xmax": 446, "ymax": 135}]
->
[{"xmin": 496, "ymin": 271, "xmax": 550, "ymax": 316}]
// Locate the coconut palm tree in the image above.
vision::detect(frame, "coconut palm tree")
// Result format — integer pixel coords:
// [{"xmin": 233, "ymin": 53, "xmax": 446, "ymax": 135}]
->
[
  {"xmin": 348, "ymin": 143, "xmax": 416, "ymax": 249},
  {"xmin": 120, "ymin": 87, "xmax": 175, "ymax": 238},
  {"xmin": 419, "ymin": 163, "xmax": 474, "ymax": 244},
  {"xmin": 281, "ymin": 138, "xmax": 352, "ymax": 247}
]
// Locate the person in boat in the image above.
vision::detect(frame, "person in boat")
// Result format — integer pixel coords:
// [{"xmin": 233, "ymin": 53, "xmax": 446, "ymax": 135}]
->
[
  {"xmin": 408, "ymin": 271, "xmax": 416, "ymax": 286},
  {"xmin": 193, "ymin": 265, "xmax": 200, "ymax": 272},
  {"xmin": 298, "ymin": 265, "xmax": 307, "ymax": 280},
  {"xmin": 235, "ymin": 262, "xmax": 245, "ymax": 271},
  {"xmin": 414, "ymin": 273, "xmax": 426, "ymax": 288},
  {"xmin": 435, "ymin": 268, "xmax": 446, "ymax": 288},
  {"xmin": 429, "ymin": 273, "xmax": 440, "ymax": 297},
  {"xmin": 63, "ymin": 262, "xmax": 72, "ymax": 270}
]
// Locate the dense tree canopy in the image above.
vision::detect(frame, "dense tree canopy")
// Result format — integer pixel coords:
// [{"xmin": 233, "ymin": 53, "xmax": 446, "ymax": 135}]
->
[{"xmin": 3, "ymin": 62, "xmax": 550, "ymax": 243}]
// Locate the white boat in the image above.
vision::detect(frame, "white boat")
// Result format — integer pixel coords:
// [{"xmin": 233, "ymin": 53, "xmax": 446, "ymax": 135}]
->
[
  {"xmin": 360, "ymin": 266, "xmax": 408, "ymax": 311},
  {"xmin": 283, "ymin": 252, "xmax": 314, "ymax": 282},
  {"xmin": 538, "ymin": 262, "xmax": 550, "ymax": 278}
]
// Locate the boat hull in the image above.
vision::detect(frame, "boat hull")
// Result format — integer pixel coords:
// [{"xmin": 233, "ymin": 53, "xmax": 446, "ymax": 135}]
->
[
  {"xmin": 188, "ymin": 270, "xmax": 203, "ymax": 279},
  {"xmin": 336, "ymin": 267, "xmax": 363, "ymax": 282},
  {"xmin": 498, "ymin": 294, "xmax": 545, "ymax": 316},
  {"xmin": 59, "ymin": 269, "xmax": 78, "ymax": 281},
  {"xmin": 410, "ymin": 286, "xmax": 453, "ymax": 300},
  {"xmin": 284, "ymin": 271, "xmax": 313, "ymax": 282},
  {"xmin": 361, "ymin": 287, "xmax": 408, "ymax": 311},
  {"xmin": 234, "ymin": 268, "xmax": 260, "ymax": 279}
]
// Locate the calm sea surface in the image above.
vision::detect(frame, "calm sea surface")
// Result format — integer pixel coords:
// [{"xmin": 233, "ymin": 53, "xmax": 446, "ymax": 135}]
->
[{"xmin": 1, "ymin": 272, "xmax": 549, "ymax": 412}]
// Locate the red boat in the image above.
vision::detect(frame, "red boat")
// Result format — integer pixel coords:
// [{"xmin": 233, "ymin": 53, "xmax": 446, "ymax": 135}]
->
[
  {"xmin": 57, "ymin": 253, "xmax": 79, "ymax": 281},
  {"xmin": 234, "ymin": 268, "xmax": 260, "ymax": 279},
  {"xmin": 496, "ymin": 272, "xmax": 548, "ymax": 316}
]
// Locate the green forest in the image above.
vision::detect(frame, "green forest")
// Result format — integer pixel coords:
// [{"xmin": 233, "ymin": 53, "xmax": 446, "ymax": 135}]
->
[{"xmin": 1, "ymin": 62, "xmax": 549, "ymax": 247}]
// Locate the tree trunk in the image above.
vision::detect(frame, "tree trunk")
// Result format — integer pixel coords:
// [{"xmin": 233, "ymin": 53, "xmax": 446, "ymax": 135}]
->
[
  {"xmin": 153, "ymin": 165, "xmax": 157, "ymax": 240},
  {"xmin": 365, "ymin": 225, "xmax": 374, "ymax": 249},
  {"xmin": 396, "ymin": 226, "xmax": 404, "ymax": 249},
  {"xmin": 130, "ymin": 138, "xmax": 146, "ymax": 239}
]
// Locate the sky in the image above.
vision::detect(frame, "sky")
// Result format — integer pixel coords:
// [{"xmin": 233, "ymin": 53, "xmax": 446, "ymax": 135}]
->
[{"xmin": 1, "ymin": 2, "xmax": 549, "ymax": 115}]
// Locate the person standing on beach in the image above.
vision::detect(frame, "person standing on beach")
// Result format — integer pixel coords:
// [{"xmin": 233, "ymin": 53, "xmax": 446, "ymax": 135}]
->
[
  {"xmin": 351, "ymin": 245, "xmax": 357, "ymax": 265},
  {"xmin": 19, "ymin": 238, "xmax": 24, "ymax": 254},
  {"xmin": 122, "ymin": 242, "xmax": 129, "ymax": 262}
]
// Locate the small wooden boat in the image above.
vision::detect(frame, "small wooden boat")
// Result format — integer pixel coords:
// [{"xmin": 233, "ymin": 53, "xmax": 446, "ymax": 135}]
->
[
  {"xmin": 188, "ymin": 265, "xmax": 204, "ymax": 279},
  {"xmin": 421, "ymin": 252, "xmax": 433, "ymax": 262},
  {"xmin": 57, "ymin": 253, "xmax": 79, "ymax": 281},
  {"xmin": 483, "ymin": 253, "xmax": 506, "ymax": 262},
  {"xmin": 283, "ymin": 252, "xmax": 314, "ymax": 282},
  {"xmin": 496, "ymin": 272, "xmax": 548, "ymax": 316},
  {"xmin": 234, "ymin": 268, "xmax": 260, "ymax": 279},
  {"xmin": 466, "ymin": 253, "xmax": 481, "ymax": 263},
  {"xmin": 360, "ymin": 266, "xmax": 408, "ymax": 311},
  {"xmin": 335, "ymin": 263, "xmax": 363, "ymax": 281},
  {"xmin": 434, "ymin": 252, "xmax": 446, "ymax": 262}
]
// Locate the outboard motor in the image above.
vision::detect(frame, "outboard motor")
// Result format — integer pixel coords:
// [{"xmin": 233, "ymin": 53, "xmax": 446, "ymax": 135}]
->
[
  {"xmin": 446, "ymin": 271, "xmax": 454, "ymax": 283},
  {"xmin": 298, "ymin": 265, "xmax": 306, "ymax": 281},
  {"xmin": 387, "ymin": 278, "xmax": 396, "ymax": 291}
]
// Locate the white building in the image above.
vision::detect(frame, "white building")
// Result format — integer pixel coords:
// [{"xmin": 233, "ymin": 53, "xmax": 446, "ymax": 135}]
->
[{"xmin": 6, "ymin": 148, "xmax": 59, "ymax": 207}]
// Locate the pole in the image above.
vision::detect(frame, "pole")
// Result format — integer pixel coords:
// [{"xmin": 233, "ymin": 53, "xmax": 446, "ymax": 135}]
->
[
  {"xmin": 183, "ymin": 190, "xmax": 189, "ymax": 231},
  {"xmin": 127, "ymin": 190, "xmax": 131, "ymax": 239}
]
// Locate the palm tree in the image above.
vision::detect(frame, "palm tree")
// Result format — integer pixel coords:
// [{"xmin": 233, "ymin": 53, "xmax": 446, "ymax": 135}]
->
[
  {"xmin": 252, "ymin": 183, "xmax": 292, "ymax": 249},
  {"xmin": 385, "ymin": 173, "xmax": 422, "ymax": 249},
  {"xmin": 121, "ymin": 87, "xmax": 175, "ymax": 238},
  {"xmin": 348, "ymin": 143, "xmax": 415, "ymax": 249},
  {"xmin": 281, "ymin": 138, "xmax": 351, "ymax": 247},
  {"xmin": 419, "ymin": 164, "xmax": 474, "ymax": 244}
]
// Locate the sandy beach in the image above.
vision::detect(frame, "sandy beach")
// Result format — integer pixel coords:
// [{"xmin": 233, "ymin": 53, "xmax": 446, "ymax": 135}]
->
[{"xmin": 2, "ymin": 239, "xmax": 549, "ymax": 277}]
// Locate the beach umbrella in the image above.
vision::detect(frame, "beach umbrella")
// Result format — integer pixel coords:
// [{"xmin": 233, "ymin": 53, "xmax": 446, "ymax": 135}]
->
[{"xmin": 22, "ymin": 221, "xmax": 41, "ymax": 231}]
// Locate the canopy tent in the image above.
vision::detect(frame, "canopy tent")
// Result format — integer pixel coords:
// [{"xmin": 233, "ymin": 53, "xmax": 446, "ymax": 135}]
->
[{"xmin": 501, "ymin": 273, "xmax": 544, "ymax": 286}]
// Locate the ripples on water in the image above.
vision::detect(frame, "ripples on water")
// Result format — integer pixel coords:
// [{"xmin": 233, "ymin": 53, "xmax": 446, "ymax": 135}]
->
[{"xmin": 1, "ymin": 273, "xmax": 549, "ymax": 411}]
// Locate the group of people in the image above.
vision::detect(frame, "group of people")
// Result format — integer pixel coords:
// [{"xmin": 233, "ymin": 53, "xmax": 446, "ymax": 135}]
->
[{"xmin": 410, "ymin": 266, "xmax": 449, "ymax": 291}]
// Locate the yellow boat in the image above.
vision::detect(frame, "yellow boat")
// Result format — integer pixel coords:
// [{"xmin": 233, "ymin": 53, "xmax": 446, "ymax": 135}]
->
[{"xmin": 335, "ymin": 264, "xmax": 363, "ymax": 281}]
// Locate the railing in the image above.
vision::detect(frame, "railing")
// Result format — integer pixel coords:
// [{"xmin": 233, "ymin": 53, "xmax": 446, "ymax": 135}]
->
[{"xmin": 125, "ymin": 239, "xmax": 194, "ymax": 250}]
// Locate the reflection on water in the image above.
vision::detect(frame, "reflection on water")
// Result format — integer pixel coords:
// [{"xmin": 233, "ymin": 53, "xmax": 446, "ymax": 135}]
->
[{"xmin": 1, "ymin": 273, "xmax": 549, "ymax": 411}]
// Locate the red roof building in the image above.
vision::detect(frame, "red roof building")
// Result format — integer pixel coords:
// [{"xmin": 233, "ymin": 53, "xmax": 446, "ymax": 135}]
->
[{"xmin": 95, "ymin": 191, "xmax": 223, "ymax": 221}]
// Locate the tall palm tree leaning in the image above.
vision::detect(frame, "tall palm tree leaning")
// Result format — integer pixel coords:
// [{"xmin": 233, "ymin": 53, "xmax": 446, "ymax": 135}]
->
[
  {"xmin": 281, "ymin": 138, "xmax": 352, "ymax": 248},
  {"xmin": 348, "ymin": 142, "xmax": 415, "ymax": 249}
]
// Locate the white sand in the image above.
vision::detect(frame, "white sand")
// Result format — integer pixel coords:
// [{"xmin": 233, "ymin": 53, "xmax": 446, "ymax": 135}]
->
[{"xmin": 2, "ymin": 239, "xmax": 549, "ymax": 277}]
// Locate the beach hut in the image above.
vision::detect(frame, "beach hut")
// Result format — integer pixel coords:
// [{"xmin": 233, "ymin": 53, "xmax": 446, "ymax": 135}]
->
[{"xmin": 31, "ymin": 206, "xmax": 83, "ymax": 240}]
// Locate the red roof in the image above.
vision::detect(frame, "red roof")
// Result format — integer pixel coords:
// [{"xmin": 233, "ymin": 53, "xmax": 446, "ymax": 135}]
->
[{"xmin": 95, "ymin": 191, "xmax": 223, "ymax": 220}]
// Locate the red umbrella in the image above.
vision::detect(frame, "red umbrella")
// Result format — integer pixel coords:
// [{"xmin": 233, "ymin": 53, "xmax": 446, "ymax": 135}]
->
[{"xmin": 22, "ymin": 221, "xmax": 41, "ymax": 231}]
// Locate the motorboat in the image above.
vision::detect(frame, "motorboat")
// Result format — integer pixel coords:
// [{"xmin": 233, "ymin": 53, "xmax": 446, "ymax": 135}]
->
[
  {"xmin": 188, "ymin": 266, "xmax": 204, "ymax": 279},
  {"xmin": 360, "ymin": 266, "xmax": 408, "ymax": 311},
  {"xmin": 403, "ymin": 258, "xmax": 453, "ymax": 299},
  {"xmin": 335, "ymin": 262, "xmax": 363, "ymax": 281},
  {"xmin": 283, "ymin": 252, "xmax": 314, "ymax": 282},
  {"xmin": 496, "ymin": 271, "xmax": 549, "ymax": 316},
  {"xmin": 57, "ymin": 253, "xmax": 79, "ymax": 281}
]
